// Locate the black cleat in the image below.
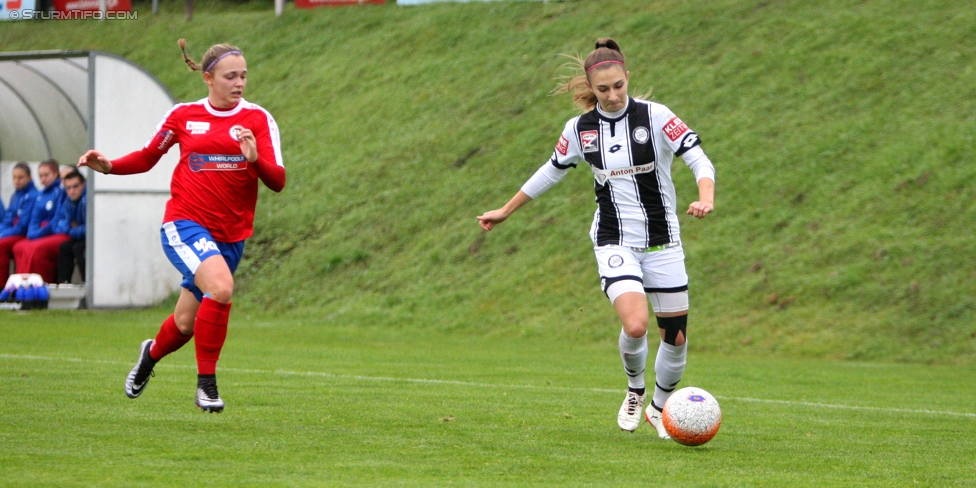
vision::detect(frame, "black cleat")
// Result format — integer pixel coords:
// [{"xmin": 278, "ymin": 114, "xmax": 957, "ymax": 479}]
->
[
  {"xmin": 125, "ymin": 339, "xmax": 156, "ymax": 399},
  {"xmin": 195, "ymin": 378, "xmax": 224, "ymax": 413}
]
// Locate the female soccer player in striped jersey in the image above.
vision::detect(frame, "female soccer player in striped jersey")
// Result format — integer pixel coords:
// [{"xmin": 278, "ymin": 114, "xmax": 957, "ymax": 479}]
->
[
  {"xmin": 80, "ymin": 39, "xmax": 286, "ymax": 413},
  {"xmin": 478, "ymin": 38, "xmax": 715, "ymax": 438}
]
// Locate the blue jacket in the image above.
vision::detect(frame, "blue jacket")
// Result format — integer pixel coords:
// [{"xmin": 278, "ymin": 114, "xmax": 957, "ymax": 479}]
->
[
  {"xmin": 26, "ymin": 178, "xmax": 64, "ymax": 240},
  {"xmin": 53, "ymin": 187, "xmax": 86, "ymax": 240},
  {"xmin": 0, "ymin": 182, "xmax": 38, "ymax": 239}
]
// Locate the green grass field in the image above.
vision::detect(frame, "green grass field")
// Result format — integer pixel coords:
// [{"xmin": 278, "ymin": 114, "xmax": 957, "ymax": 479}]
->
[
  {"xmin": 2, "ymin": 311, "xmax": 975, "ymax": 486},
  {"xmin": 2, "ymin": 0, "xmax": 976, "ymax": 485}
]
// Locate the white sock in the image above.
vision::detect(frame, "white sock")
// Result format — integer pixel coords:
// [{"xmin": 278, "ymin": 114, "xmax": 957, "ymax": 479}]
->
[
  {"xmin": 618, "ymin": 329, "xmax": 648, "ymax": 391},
  {"xmin": 651, "ymin": 341, "xmax": 687, "ymax": 410}
]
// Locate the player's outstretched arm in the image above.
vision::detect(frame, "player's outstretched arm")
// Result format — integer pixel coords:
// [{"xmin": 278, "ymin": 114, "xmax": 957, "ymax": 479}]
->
[
  {"xmin": 81, "ymin": 147, "xmax": 162, "ymax": 176},
  {"xmin": 477, "ymin": 191, "xmax": 532, "ymax": 231},
  {"xmin": 686, "ymin": 177, "xmax": 714, "ymax": 219},
  {"xmin": 78, "ymin": 150, "xmax": 113, "ymax": 174}
]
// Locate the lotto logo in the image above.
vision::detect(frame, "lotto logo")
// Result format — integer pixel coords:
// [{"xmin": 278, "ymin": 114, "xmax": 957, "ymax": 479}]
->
[{"xmin": 664, "ymin": 117, "xmax": 689, "ymax": 142}]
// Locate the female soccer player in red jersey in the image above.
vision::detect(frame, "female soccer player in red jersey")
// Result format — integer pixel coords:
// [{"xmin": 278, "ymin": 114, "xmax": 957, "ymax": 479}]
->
[
  {"xmin": 478, "ymin": 38, "xmax": 715, "ymax": 438},
  {"xmin": 80, "ymin": 39, "xmax": 286, "ymax": 413}
]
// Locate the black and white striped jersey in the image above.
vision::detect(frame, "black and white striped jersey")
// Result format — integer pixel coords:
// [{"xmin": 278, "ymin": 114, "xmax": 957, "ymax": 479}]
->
[{"xmin": 521, "ymin": 97, "xmax": 714, "ymax": 249}]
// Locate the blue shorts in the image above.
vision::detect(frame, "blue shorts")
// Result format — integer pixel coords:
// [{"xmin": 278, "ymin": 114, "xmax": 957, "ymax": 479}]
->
[{"xmin": 161, "ymin": 220, "xmax": 244, "ymax": 302}]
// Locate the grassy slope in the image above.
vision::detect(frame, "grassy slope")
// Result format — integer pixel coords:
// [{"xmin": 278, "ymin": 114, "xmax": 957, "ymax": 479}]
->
[{"xmin": 1, "ymin": 0, "xmax": 974, "ymax": 363}]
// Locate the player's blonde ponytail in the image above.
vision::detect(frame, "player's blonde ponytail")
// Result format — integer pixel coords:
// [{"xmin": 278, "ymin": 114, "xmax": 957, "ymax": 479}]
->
[
  {"xmin": 555, "ymin": 38, "xmax": 644, "ymax": 112},
  {"xmin": 178, "ymin": 38, "xmax": 243, "ymax": 74}
]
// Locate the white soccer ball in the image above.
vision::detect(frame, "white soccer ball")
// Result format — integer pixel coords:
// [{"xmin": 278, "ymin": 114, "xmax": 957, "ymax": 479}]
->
[{"xmin": 662, "ymin": 387, "xmax": 722, "ymax": 446}]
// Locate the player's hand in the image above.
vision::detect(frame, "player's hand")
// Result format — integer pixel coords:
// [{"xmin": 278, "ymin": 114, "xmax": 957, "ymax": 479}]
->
[
  {"xmin": 236, "ymin": 127, "xmax": 258, "ymax": 162},
  {"xmin": 687, "ymin": 201, "xmax": 713, "ymax": 219},
  {"xmin": 477, "ymin": 209, "xmax": 510, "ymax": 231},
  {"xmin": 78, "ymin": 150, "xmax": 112, "ymax": 174}
]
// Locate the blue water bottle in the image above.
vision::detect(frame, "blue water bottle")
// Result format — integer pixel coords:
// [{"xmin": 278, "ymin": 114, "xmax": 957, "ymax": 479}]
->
[
  {"xmin": 24, "ymin": 285, "xmax": 37, "ymax": 310},
  {"xmin": 37, "ymin": 284, "xmax": 50, "ymax": 309}
]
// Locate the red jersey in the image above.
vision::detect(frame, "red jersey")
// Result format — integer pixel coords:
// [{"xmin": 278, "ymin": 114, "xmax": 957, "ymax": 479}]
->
[{"xmin": 111, "ymin": 98, "xmax": 286, "ymax": 242}]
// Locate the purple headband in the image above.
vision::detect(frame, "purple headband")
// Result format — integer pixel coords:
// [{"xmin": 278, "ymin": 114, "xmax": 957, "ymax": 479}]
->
[
  {"xmin": 586, "ymin": 60, "xmax": 625, "ymax": 73},
  {"xmin": 205, "ymin": 50, "xmax": 242, "ymax": 72}
]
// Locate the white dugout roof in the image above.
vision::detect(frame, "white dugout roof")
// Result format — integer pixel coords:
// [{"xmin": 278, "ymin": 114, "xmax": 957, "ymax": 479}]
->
[{"xmin": 0, "ymin": 50, "xmax": 182, "ymax": 307}]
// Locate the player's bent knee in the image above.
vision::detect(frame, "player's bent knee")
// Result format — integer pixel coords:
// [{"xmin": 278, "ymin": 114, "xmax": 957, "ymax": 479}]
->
[
  {"xmin": 196, "ymin": 269, "xmax": 235, "ymax": 304},
  {"xmin": 619, "ymin": 308, "xmax": 649, "ymax": 338},
  {"xmin": 174, "ymin": 310, "xmax": 196, "ymax": 333},
  {"xmin": 655, "ymin": 314, "xmax": 688, "ymax": 346},
  {"xmin": 206, "ymin": 282, "xmax": 234, "ymax": 304}
]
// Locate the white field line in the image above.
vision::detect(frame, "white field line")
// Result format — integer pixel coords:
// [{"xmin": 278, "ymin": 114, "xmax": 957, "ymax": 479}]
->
[{"xmin": 3, "ymin": 353, "xmax": 975, "ymax": 419}]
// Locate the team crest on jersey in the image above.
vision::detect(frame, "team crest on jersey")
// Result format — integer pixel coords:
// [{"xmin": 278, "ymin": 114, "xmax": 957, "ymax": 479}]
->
[
  {"xmin": 188, "ymin": 153, "xmax": 248, "ymax": 172},
  {"xmin": 186, "ymin": 121, "xmax": 211, "ymax": 135},
  {"xmin": 580, "ymin": 130, "xmax": 599, "ymax": 153},
  {"xmin": 608, "ymin": 255, "xmax": 624, "ymax": 268},
  {"xmin": 556, "ymin": 135, "xmax": 569, "ymax": 156},
  {"xmin": 633, "ymin": 126, "xmax": 650, "ymax": 144},
  {"xmin": 229, "ymin": 125, "xmax": 245, "ymax": 142},
  {"xmin": 664, "ymin": 117, "xmax": 689, "ymax": 142}
]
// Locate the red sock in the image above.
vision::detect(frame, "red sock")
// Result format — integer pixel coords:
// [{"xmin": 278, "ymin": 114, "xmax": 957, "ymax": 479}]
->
[
  {"xmin": 194, "ymin": 298, "xmax": 232, "ymax": 376},
  {"xmin": 149, "ymin": 314, "xmax": 193, "ymax": 362}
]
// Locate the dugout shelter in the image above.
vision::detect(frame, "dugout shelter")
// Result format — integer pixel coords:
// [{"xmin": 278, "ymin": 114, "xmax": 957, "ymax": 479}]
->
[{"xmin": 0, "ymin": 50, "xmax": 181, "ymax": 308}]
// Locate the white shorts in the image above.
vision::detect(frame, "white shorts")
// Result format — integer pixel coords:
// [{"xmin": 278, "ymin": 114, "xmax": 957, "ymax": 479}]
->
[{"xmin": 595, "ymin": 244, "xmax": 688, "ymax": 296}]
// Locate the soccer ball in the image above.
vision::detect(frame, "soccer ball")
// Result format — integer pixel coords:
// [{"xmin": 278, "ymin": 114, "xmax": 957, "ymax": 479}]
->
[{"xmin": 662, "ymin": 387, "xmax": 722, "ymax": 446}]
